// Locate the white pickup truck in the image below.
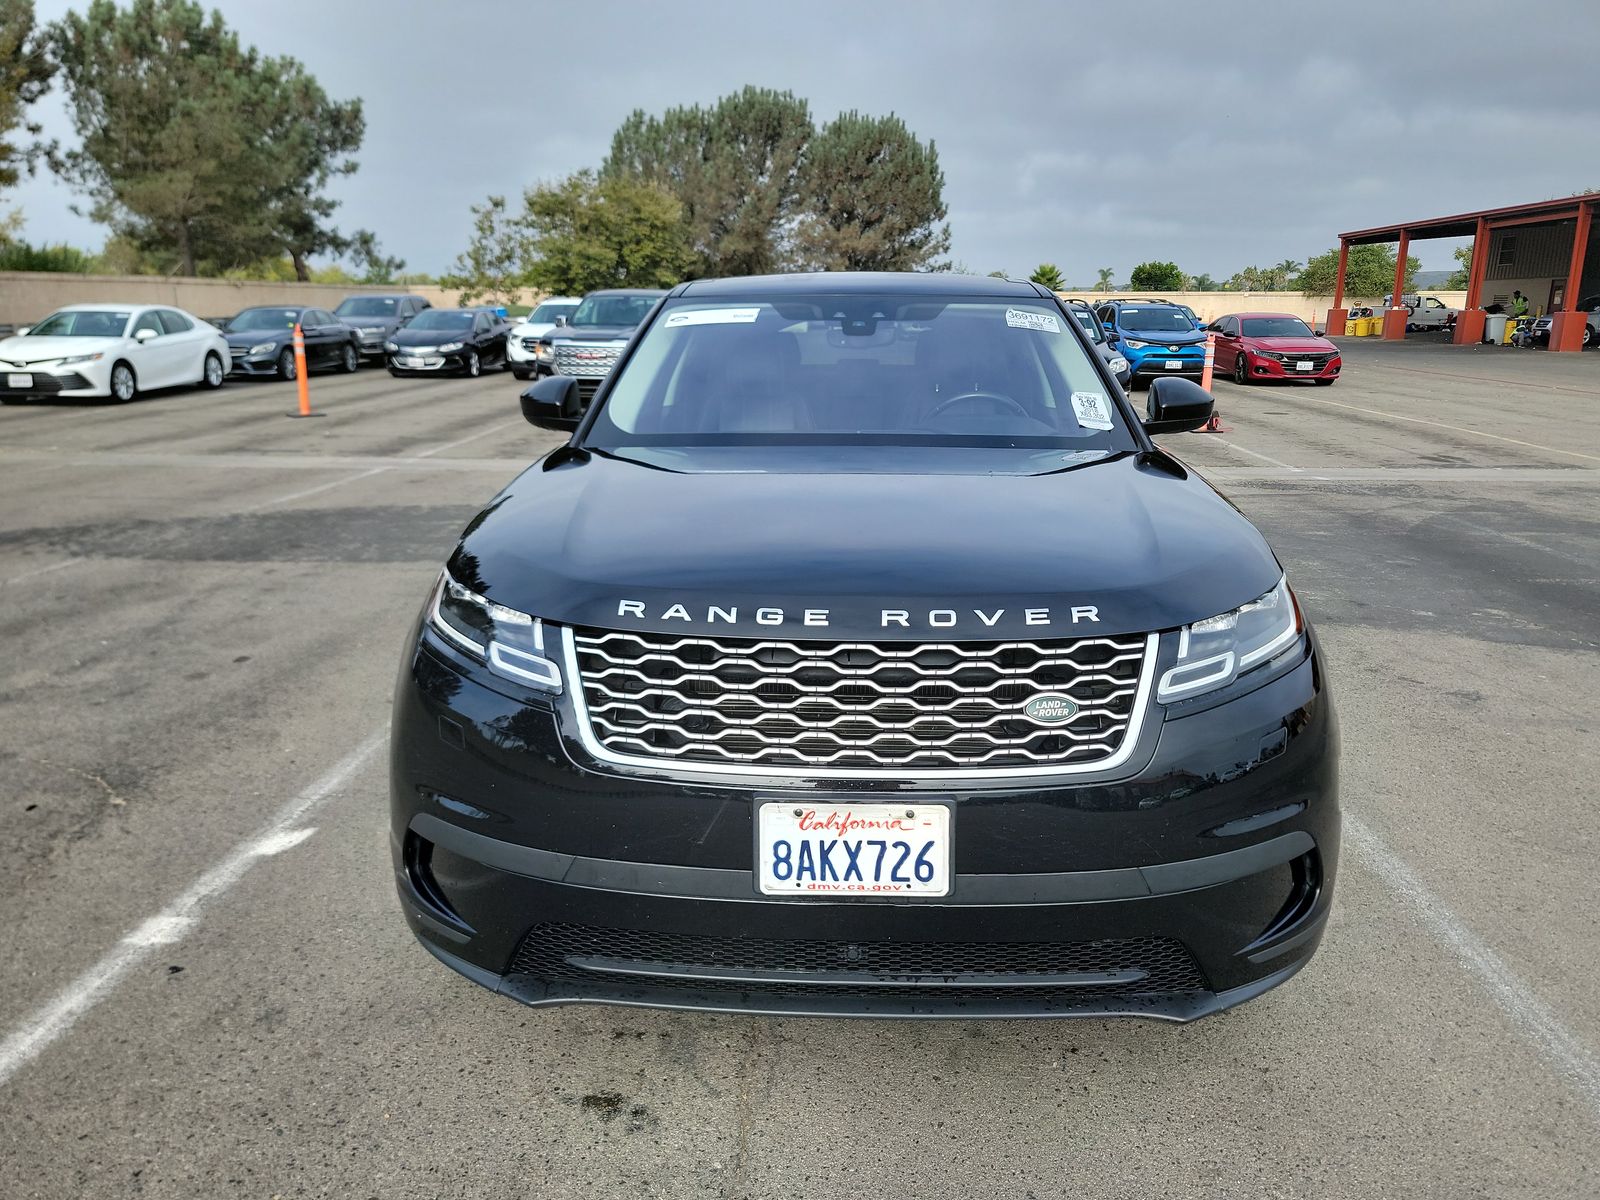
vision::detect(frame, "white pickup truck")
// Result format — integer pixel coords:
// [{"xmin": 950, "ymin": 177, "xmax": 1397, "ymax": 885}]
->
[{"xmin": 1381, "ymin": 293, "xmax": 1458, "ymax": 331}]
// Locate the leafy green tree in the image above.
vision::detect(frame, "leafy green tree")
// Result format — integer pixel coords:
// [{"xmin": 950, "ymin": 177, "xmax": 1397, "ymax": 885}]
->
[
  {"xmin": 1129, "ymin": 260, "xmax": 1185, "ymax": 290},
  {"xmin": 1295, "ymin": 245, "xmax": 1419, "ymax": 296},
  {"xmin": 791, "ymin": 110, "xmax": 949, "ymax": 271},
  {"xmin": 346, "ymin": 230, "xmax": 405, "ymax": 284},
  {"xmin": 0, "ymin": 238, "xmax": 94, "ymax": 271},
  {"xmin": 0, "ymin": 0, "xmax": 52, "ymax": 195},
  {"xmin": 604, "ymin": 86, "xmax": 811, "ymax": 278},
  {"xmin": 1028, "ymin": 262, "xmax": 1065, "ymax": 291},
  {"xmin": 1095, "ymin": 267, "xmax": 1115, "ymax": 291},
  {"xmin": 438, "ymin": 195, "xmax": 532, "ymax": 306},
  {"xmin": 1445, "ymin": 244, "xmax": 1471, "ymax": 289},
  {"xmin": 521, "ymin": 171, "xmax": 694, "ymax": 295},
  {"xmin": 1273, "ymin": 259, "xmax": 1302, "ymax": 291},
  {"xmin": 1189, "ymin": 272, "xmax": 1219, "ymax": 292}
]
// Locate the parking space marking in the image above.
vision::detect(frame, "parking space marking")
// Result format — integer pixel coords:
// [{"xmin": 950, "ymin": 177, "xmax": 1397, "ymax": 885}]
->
[
  {"xmin": 1346, "ymin": 815, "xmax": 1600, "ymax": 1119},
  {"xmin": 1287, "ymin": 393, "xmax": 1600, "ymax": 464},
  {"xmin": 412, "ymin": 418, "xmax": 522, "ymax": 460},
  {"xmin": 1357, "ymin": 360, "xmax": 1600, "ymax": 399},
  {"xmin": 1205, "ymin": 437, "xmax": 1301, "ymax": 471},
  {"xmin": 0, "ymin": 559, "xmax": 83, "ymax": 587},
  {"xmin": 0, "ymin": 730, "xmax": 386, "ymax": 1089}
]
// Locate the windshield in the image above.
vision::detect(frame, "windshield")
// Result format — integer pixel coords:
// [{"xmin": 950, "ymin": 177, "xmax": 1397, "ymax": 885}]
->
[
  {"xmin": 407, "ymin": 310, "xmax": 474, "ymax": 331},
  {"xmin": 585, "ymin": 295, "xmax": 1134, "ymax": 452},
  {"xmin": 571, "ymin": 294, "xmax": 659, "ymax": 328},
  {"xmin": 1115, "ymin": 306, "xmax": 1196, "ymax": 334},
  {"xmin": 527, "ymin": 301, "xmax": 579, "ymax": 324},
  {"xmin": 1241, "ymin": 317, "xmax": 1313, "ymax": 337},
  {"xmin": 229, "ymin": 308, "xmax": 301, "ymax": 331},
  {"xmin": 336, "ymin": 297, "xmax": 400, "ymax": 317},
  {"xmin": 28, "ymin": 310, "xmax": 131, "ymax": 338}
]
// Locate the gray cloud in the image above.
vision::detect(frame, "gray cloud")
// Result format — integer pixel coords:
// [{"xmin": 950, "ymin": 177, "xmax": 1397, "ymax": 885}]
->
[{"xmin": 12, "ymin": 0, "xmax": 1600, "ymax": 280}]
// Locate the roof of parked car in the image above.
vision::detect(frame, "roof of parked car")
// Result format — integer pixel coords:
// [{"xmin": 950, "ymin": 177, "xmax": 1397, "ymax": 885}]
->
[{"xmin": 676, "ymin": 272, "xmax": 1050, "ymax": 299}]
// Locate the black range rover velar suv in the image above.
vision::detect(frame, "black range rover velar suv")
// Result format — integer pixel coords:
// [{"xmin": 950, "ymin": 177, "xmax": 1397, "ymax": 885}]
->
[{"xmin": 391, "ymin": 272, "xmax": 1339, "ymax": 1021}]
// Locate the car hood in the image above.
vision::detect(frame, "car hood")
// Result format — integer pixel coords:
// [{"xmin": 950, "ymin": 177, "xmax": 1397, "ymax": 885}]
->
[
  {"xmin": 341, "ymin": 318, "xmax": 400, "ymax": 333},
  {"xmin": 1245, "ymin": 335, "xmax": 1338, "ymax": 353},
  {"xmin": 550, "ymin": 325, "xmax": 637, "ymax": 343},
  {"xmin": 510, "ymin": 321, "xmax": 557, "ymax": 339},
  {"xmin": 1121, "ymin": 330, "xmax": 1206, "ymax": 347},
  {"xmin": 224, "ymin": 329, "xmax": 290, "ymax": 347},
  {"xmin": 392, "ymin": 327, "xmax": 469, "ymax": 346},
  {"xmin": 0, "ymin": 335, "xmax": 123, "ymax": 363},
  {"xmin": 449, "ymin": 450, "xmax": 1283, "ymax": 642}
]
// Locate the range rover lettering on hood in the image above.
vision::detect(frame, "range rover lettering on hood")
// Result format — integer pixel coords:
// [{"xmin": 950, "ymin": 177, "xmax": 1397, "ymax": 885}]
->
[{"xmin": 616, "ymin": 600, "xmax": 1101, "ymax": 630}]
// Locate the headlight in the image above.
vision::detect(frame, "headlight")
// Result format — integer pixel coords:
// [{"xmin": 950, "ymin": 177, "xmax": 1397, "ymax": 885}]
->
[
  {"xmin": 438, "ymin": 341, "xmax": 464, "ymax": 353},
  {"xmin": 1106, "ymin": 355, "xmax": 1129, "ymax": 374},
  {"xmin": 385, "ymin": 341, "xmax": 399, "ymax": 352},
  {"xmin": 58, "ymin": 352, "xmax": 105, "ymax": 365},
  {"xmin": 1157, "ymin": 576, "xmax": 1301, "ymax": 703},
  {"xmin": 428, "ymin": 572, "xmax": 561, "ymax": 692},
  {"xmin": 249, "ymin": 342, "xmax": 276, "ymax": 355},
  {"xmin": 536, "ymin": 341, "xmax": 553, "ymax": 362},
  {"xmin": 1122, "ymin": 338, "xmax": 1151, "ymax": 350}
]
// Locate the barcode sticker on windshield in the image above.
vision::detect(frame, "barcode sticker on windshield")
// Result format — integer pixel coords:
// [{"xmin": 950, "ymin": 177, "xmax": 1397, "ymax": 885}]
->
[
  {"xmin": 663, "ymin": 307, "xmax": 762, "ymax": 328},
  {"xmin": 1005, "ymin": 308, "xmax": 1060, "ymax": 334},
  {"xmin": 1071, "ymin": 391, "xmax": 1114, "ymax": 430}
]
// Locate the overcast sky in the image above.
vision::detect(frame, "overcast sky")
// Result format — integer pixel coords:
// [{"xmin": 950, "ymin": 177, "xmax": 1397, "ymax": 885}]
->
[{"xmin": 12, "ymin": 0, "xmax": 1600, "ymax": 280}]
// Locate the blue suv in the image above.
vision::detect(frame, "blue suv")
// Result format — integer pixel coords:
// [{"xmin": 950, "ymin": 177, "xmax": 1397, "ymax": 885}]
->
[{"xmin": 1095, "ymin": 299, "xmax": 1208, "ymax": 386}]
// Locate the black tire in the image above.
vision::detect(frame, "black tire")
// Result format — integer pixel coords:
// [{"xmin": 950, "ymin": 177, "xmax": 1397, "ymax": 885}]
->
[
  {"xmin": 1233, "ymin": 354, "xmax": 1249, "ymax": 385},
  {"xmin": 200, "ymin": 351, "xmax": 225, "ymax": 390},
  {"xmin": 110, "ymin": 361, "xmax": 137, "ymax": 403},
  {"xmin": 464, "ymin": 350, "xmax": 481, "ymax": 378},
  {"xmin": 341, "ymin": 343, "xmax": 359, "ymax": 373},
  {"xmin": 1584, "ymin": 325, "xmax": 1595, "ymax": 348},
  {"xmin": 511, "ymin": 365, "xmax": 531, "ymax": 381},
  {"xmin": 387, "ymin": 368, "xmax": 404, "ymax": 378},
  {"xmin": 276, "ymin": 348, "xmax": 297, "ymax": 381}
]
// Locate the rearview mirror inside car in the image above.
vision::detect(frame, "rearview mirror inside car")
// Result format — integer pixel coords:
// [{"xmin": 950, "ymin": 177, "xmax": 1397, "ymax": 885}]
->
[
  {"xmin": 1142, "ymin": 376, "xmax": 1214, "ymax": 435},
  {"xmin": 553, "ymin": 315, "xmax": 568, "ymax": 327},
  {"xmin": 520, "ymin": 375, "xmax": 582, "ymax": 432}
]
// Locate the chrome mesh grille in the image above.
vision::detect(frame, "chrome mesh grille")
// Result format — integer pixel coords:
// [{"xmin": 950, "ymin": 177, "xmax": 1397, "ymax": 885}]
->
[
  {"xmin": 571, "ymin": 629, "xmax": 1150, "ymax": 773},
  {"xmin": 552, "ymin": 342, "xmax": 623, "ymax": 377}
]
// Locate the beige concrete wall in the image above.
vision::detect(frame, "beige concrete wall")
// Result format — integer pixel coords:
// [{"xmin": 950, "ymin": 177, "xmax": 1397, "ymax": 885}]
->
[
  {"xmin": 0, "ymin": 271, "xmax": 553, "ymax": 324},
  {"xmin": 1061, "ymin": 290, "xmax": 1468, "ymax": 324}
]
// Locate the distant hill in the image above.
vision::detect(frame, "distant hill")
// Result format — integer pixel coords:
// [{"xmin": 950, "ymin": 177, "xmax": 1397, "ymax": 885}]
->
[{"xmin": 1412, "ymin": 270, "xmax": 1456, "ymax": 288}]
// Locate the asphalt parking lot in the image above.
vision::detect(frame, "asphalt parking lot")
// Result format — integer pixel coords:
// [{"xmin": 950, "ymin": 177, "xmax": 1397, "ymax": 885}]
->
[{"xmin": 1, "ymin": 340, "xmax": 1597, "ymax": 1198}]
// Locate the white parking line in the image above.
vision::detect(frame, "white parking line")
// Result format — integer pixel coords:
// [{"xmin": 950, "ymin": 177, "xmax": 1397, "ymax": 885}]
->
[
  {"xmin": 0, "ymin": 559, "xmax": 83, "ymax": 587},
  {"xmin": 1345, "ymin": 815, "xmax": 1600, "ymax": 1119},
  {"xmin": 1290, "ymin": 393, "xmax": 1600, "ymax": 465},
  {"xmin": 1207, "ymin": 437, "xmax": 1302, "ymax": 471},
  {"xmin": 0, "ymin": 730, "xmax": 386, "ymax": 1089}
]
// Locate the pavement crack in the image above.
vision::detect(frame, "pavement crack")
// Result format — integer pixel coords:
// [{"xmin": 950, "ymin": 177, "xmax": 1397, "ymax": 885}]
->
[{"xmin": 23, "ymin": 755, "xmax": 129, "ymax": 807}]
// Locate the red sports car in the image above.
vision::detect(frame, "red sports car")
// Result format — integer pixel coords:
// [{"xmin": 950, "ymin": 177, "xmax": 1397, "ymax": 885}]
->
[{"xmin": 1209, "ymin": 313, "xmax": 1341, "ymax": 386}]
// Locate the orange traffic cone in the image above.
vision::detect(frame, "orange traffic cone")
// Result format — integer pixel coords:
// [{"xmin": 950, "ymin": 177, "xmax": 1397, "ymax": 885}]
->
[{"xmin": 1198, "ymin": 410, "xmax": 1229, "ymax": 434}]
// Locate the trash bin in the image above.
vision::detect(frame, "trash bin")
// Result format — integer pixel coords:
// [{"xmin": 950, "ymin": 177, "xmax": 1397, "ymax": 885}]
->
[{"xmin": 1483, "ymin": 314, "xmax": 1509, "ymax": 344}]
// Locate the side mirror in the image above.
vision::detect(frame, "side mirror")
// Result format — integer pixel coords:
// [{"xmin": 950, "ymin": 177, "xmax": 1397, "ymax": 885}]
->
[
  {"xmin": 520, "ymin": 375, "xmax": 582, "ymax": 432},
  {"xmin": 1142, "ymin": 376, "xmax": 1214, "ymax": 435},
  {"xmin": 15, "ymin": 326, "xmax": 31, "ymax": 337},
  {"xmin": 135, "ymin": 327, "xmax": 159, "ymax": 342}
]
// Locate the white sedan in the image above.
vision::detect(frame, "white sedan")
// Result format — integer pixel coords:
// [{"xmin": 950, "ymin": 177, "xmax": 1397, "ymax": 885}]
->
[{"xmin": 0, "ymin": 303, "xmax": 231, "ymax": 404}]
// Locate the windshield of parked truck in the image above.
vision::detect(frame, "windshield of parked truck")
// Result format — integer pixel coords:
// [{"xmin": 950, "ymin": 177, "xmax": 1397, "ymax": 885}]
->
[
  {"xmin": 528, "ymin": 301, "xmax": 579, "ymax": 324},
  {"xmin": 587, "ymin": 294, "xmax": 1133, "ymax": 452},
  {"xmin": 28, "ymin": 310, "xmax": 132, "ymax": 337},
  {"xmin": 571, "ymin": 294, "xmax": 660, "ymax": 328},
  {"xmin": 1241, "ymin": 317, "xmax": 1313, "ymax": 337},
  {"xmin": 1115, "ymin": 306, "xmax": 1195, "ymax": 334}
]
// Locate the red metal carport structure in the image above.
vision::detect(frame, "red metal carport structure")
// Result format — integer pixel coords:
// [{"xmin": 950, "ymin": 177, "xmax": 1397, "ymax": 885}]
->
[{"xmin": 1330, "ymin": 191, "xmax": 1598, "ymax": 350}]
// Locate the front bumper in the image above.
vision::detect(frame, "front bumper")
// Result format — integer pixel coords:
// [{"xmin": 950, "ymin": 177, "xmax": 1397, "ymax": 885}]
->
[
  {"xmin": 1242, "ymin": 353, "xmax": 1341, "ymax": 382},
  {"xmin": 0, "ymin": 366, "xmax": 100, "ymax": 398},
  {"xmin": 390, "ymin": 621, "xmax": 1340, "ymax": 1021},
  {"xmin": 228, "ymin": 350, "xmax": 282, "ymax": 377},
  {"xmin": 1126, "ymin": 350, "xmax": 1206, "ymax": 381},
  {"xmin": 388, "ymin": 350, "xmax": 471, "ymax": 374}
]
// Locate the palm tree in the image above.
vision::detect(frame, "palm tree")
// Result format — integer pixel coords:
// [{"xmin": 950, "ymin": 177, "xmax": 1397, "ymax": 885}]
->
[
  {"xmin": 1029, "ymin": 262, "xmax": 1065, "ymax": 291},
  {"xmin": 1275, "ymin": 259, "xmax": 1302, "ymax": 291},
  {"xmin": 1095, "ymin": 266, "xmax": 1115, "ymax": 292}
]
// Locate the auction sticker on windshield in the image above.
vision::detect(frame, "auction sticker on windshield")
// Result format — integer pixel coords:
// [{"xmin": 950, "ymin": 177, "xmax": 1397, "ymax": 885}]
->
[
  {"xmin": 1005, "ymin": 308, "xmax": 1060, "ymax": 333},
  {"xmin": 1071, "ymin": 391, "xmax": 1114, "ymax": 430},
  {"xmin": 663, "ymin": 307, "xmax": 762, "ymax": 328},
  {"xmin": 756, "ymin": 803, "xmax": 951, "ymax": 897}
]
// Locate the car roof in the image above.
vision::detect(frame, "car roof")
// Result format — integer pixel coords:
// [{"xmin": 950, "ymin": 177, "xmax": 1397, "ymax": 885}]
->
[
  {"xmin": 582, "ymin": 288, "xmax": 670, "ymax": 299},
  {"xmin": 675, "ymin": 272, "xmax": 1049, "ymax": 299},
  {"xmin": 1226, "ymin": 312, "xmax": 1306, "ymax": 321},
  {"xmin": 52, "ymin": 302, "xmax": 154, "ymax": 311}
]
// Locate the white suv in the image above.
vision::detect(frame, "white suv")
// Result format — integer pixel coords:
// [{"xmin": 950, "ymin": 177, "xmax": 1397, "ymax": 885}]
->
[{"xmin": 506, "ymin": 297, "xmax": 581, "ymax": 380}]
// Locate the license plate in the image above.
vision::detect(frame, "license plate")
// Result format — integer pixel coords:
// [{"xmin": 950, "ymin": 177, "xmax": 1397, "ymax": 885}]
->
[
  {"xmin": 757, "ymin": 802, "xmax": 951, "ymax": 897},
  {"xmin": 398, "ymin": 357, "xmax": 422, "ymax": 368},
  {"xmin": 6, "ymin": 373, "xmax": 32, "ymax": 388},
  {"xmin": 1296, "ymin": 360, "xmax": 1314, "ymax": 372},
  {"xmin": 1164, "ymin": 360, "xmax": 1184, "ymax": 370}
]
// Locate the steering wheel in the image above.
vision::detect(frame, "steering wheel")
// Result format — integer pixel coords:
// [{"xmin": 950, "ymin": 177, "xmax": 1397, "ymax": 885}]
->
[{"xmin": 924, "ymin": 390, "xmax": 1031, "ymax": 422}]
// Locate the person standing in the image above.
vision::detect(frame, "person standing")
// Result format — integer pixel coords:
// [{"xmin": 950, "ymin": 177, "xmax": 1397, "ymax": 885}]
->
[{"xmin": 1511, "ymin": 290, "xmax": 1530, "ymax": 318}]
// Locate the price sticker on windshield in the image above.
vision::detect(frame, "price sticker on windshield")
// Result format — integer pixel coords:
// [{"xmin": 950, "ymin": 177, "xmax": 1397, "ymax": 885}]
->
[
  {"xmin": 1071, "ymin": 391, "xmax": 1114, "ymax": 430},
  {"xmin": 1005, "ymin": 308, "xmax": 1060, "ymax": 334},
  {"xmin": 663, "ymin": 307, "xmax": 762, "ymax": 328}
]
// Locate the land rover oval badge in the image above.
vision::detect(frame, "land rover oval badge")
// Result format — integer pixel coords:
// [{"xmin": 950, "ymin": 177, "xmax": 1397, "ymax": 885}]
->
[{"xmin": 1024, "ymin": 693, "xmax": 1080, "ymax": 724}]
